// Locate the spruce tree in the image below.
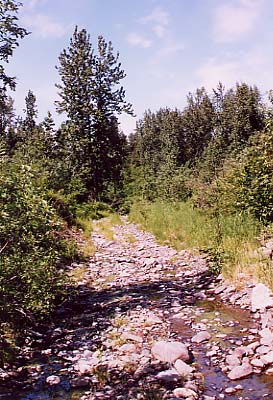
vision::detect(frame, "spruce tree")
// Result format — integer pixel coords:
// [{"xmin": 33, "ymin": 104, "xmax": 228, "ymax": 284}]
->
[
  {"xmin": 23, "ymin": 89, "xmax": 38, "ymax": 134},
  {"xmin": 55, "ymin": 27, "xmax": 133, "ymax": 200}
]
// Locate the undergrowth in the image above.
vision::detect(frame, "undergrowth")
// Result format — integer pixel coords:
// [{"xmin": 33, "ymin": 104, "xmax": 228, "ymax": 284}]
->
[{"xmin": 129, "ymin": 201, "xmax": 271, "ymax": 286}]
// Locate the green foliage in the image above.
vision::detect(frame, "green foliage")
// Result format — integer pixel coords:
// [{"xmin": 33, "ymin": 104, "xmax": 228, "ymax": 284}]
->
[
  {"xmin": 0, "ymin": 160, "xmax": 76, "ymax": 326},
  {"xmin": 22, "ymin": 89, "xmax": 38, "ymax": 134},
  {"xmin": 129, "ymin": 201, "xmax": 263, "ymax": 279},
  {"xmin": 55, "ymin": 27, "xmax": 133, "ymax": 200},
  {"xmin": 217, "ymin": 131, "xmax": 273, "ymax": 223},
  {"xmin": 0, "ymin": 0, "xmax": 28, "ymax": 91}
]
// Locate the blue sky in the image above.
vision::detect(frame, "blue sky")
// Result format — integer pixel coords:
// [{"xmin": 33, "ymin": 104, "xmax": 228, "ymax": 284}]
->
[{"xmin": 6, "ymin": 0, "xmax": 273, "ymax": 134}]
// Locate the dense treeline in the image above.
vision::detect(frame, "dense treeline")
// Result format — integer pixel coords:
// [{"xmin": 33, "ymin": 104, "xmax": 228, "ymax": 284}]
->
[
  {"xmin": 128, "ymin": 83, "xmax": 272, "ymax": 223},
  {"xmin": 1, "ymin": 0, "xmax": 273, "ymax": 365}
]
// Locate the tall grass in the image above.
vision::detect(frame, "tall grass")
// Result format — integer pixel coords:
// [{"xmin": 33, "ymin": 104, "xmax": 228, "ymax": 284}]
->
[{"xmin": 129, "ymin": 201, "xmax": 271, "ymax": 285}]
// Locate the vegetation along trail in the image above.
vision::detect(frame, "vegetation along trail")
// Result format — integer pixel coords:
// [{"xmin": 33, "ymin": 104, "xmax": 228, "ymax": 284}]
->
[{"xmin": 2, "ymin": 217, "xmax": 273, "ymax": 400}]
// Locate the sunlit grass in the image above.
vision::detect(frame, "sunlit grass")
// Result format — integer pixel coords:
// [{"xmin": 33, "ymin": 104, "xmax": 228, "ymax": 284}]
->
[{"xmin": 129, "ymin": 201, "xmax": 272, "ymax": 286}]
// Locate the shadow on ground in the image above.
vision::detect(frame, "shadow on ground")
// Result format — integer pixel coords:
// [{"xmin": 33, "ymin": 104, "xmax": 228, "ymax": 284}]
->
[{"xmin": 1, "ymin": 270, "xmax": 215, "ymax": 399}]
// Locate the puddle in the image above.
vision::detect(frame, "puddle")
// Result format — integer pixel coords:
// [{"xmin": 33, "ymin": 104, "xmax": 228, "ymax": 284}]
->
[{"xmin": 172, "ymin": 300, "xmax": 273, "ymax": 399}]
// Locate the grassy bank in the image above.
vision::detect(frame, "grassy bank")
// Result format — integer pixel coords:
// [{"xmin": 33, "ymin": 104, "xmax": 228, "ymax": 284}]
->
[{"xmin": 129, "ymin": 201, "xmax": 272, "ymax": 287}]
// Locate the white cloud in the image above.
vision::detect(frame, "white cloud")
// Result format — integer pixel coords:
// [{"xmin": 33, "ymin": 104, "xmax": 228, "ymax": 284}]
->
[
  {"xmin": 212, "ymin": 0, "xmax": 264, "ymax": 42},
  {"xmin": 127, "ymin": 32, "xmax": 153, "ymax": 48},
  {"xmin": 197, "ymin": 58, "xmax": 240, "ymax": 89},
  {"xmin": 196, "ymin": 49, "xmax": 272, "ymax": 92},
  {"xmin": 22, "ymin": 13, "xmax": 70, "ymax": 38},
  {"xmin": 140, "ymin": 7, "xmax": 170, "ymax": 38}
]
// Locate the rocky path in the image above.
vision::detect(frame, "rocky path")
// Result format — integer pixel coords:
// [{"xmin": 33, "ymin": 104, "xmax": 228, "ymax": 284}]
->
[{"xmin": 3, "ymin": 217, "xmax": 273, "ymax": 400}]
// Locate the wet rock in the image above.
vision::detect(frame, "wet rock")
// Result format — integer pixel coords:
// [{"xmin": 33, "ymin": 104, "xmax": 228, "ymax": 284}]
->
[
  {"xmin": 151, "ymin": 341, "xmax": 190, "ymax": 363},
  {"xmin": 225, "ymin": 387, "xmax": 237, "ymax": 394},
  {"xmin": 265, "ymin": 367, "xmax": 273, "ymax": 375},
  {"xmin": 191, "ymin": 331, "xmax": 211, "ymax": 343},
  {"xmin": 156, "ymin": 369, "xmax": 180, "ymax": 382},
  {"xmin": 227, "ymin": 363, "xmax": 253, "ymax": 380},
  {"xmin": 70, "ymin": 376, "xmax": 91, "ymax": 388}
]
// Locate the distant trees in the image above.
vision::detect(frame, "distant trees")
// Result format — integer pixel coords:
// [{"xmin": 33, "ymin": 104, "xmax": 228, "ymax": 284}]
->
[
  {"xmin": 55, "ymin": 27, "xmax": 133, "ymax": 200},
  {"xmin": 129, "ymin": 82, "xmax": 266, "ymax": 204}
]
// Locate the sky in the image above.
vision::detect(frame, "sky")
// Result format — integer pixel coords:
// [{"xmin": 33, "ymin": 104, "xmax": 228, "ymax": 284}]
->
[{"xmin": 5, "ymin": 0, "xmax": 273, "ymax": 135}]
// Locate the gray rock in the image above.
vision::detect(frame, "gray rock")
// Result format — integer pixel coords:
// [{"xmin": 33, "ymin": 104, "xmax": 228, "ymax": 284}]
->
[
  {"xmin": 173, "ymin": 387, "xmax": 198, "ymax": 399},
  {"xmin": 250, "ymin": 358, "xmax": 265, "ymax": 368},
  {"xmin": 174, "ymin": 359, "xmax": 193, "ymax": 376},
  {"xmin": 228, "ymin": 363, "xmax": 253, "ymax": 380},
  {"xmin": 256, "ymin": 345, "xmax": 271, "ymax": 355},
  {"xmin": 151, "ymin": 341, "xmax": 190, "ymax": 363},
  {"xmin": 191, "ymin": 331, "xmax": 211, "ymax": 343},
  {"xmin": 251, "ymin": 283, "xmax": 273, "ymax": 312},
  {"xmin": 121, "ymin": 332, "xmax": 143, "ymax": 343},
  {"xmin": 226, "ymin": 354, "xmax": 241, "ymax": 367},
  {"xmin": 261, "ymin": 350, "xmax": 273, "ymax": 365},
  {"xmin": 259, "ymin": 328, "xmax": 273, "ymax": 346},
  {"xmin": 75, "ymin": 359, "xmax": 94, "ymax": 374},
  {"xmin": 156, "ymin": 369, "xmax": 180, "ymax": 382}
]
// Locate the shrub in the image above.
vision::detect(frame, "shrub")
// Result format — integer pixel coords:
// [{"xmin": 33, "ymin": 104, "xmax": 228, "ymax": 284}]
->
[{"xmin": 0, "ymin": 160, "xmax": 75, "ymax": 325}]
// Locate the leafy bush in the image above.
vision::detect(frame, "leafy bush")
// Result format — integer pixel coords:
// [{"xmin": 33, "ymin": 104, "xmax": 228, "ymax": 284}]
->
[{"xmin": 0, "ymin": 160, "xmax": 76, "ymax": 325}]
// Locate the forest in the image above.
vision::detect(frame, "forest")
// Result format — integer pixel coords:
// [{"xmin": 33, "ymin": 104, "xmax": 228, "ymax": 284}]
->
[{"xmin": 0, "ymin": 0, "xmax": 273, "ymax": 366}]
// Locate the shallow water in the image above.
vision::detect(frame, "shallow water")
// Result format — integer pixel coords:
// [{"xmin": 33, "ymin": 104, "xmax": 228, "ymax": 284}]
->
[{"xmin": 172, "ymin": 299, "xmax": 273, "ymax": 400}]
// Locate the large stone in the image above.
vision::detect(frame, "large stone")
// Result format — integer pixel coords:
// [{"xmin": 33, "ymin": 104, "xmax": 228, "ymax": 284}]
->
[
  {"xmin": 226, "ymin": 355, "xmax": 241, "ymax": 367},
  {"xmin": 250, "ymin": 358, "xmax": 265, "ymax": 368},
  {"xmin": 228, "ymin": 363, "xmax": 253, "ymax": 380},
  {"xmin": 259, "ymin": 328, "xmax": 273, "ymax": 346},
  {"xmin": 261, "ymin": 350, "xmax": 273, "ymax": 365},
  {"xmin": 151, "ymin": 341, "xmax": 190, "ymax": 363},
  {"xmin": 251, "ymin": 283, "xmax": 273, "ymax": 312},
  {"xmin": 75, "ymin": 359, "xmax": 93, "ymax": 374},
  {"xmin": 173, "ymin": 387, "xmax": 198, "ymax": 399},
  {"xmin": 174, "ymin": 359, "xmax": 193, "ymax": 376},
  {"xmin": 191, "ymin": 331, "xmax": 211, "ymax": 343}
]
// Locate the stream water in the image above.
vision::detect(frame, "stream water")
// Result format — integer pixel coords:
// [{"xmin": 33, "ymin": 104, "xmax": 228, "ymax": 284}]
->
[
  {"xmin": 6, "ymin": 299, "xmax": 273, "ymax": 400},
  {"xmin": 173, "ymin": 300, "xmax": 273, "ymax": 400}
]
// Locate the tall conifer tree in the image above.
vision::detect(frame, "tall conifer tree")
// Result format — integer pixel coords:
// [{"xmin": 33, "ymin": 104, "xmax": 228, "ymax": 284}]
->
[{"xmin": 55, "ymin": 27, "xmax": 133, "ymax": 199}]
